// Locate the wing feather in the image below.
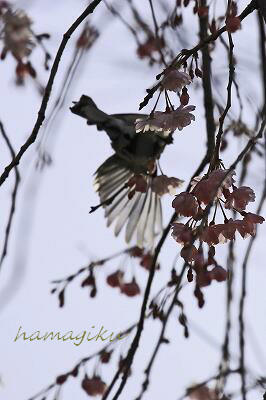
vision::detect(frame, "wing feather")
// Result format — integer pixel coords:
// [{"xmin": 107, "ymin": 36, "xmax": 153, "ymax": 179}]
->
[{"xmin": 94, "ymin": 155, "xmax": 163, "ymax": 246}]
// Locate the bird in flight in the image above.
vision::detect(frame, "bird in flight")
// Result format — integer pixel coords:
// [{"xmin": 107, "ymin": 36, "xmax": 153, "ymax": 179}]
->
[{"xmin": 70, "ymin": 95, "xmax": 194, "ymax": 247}]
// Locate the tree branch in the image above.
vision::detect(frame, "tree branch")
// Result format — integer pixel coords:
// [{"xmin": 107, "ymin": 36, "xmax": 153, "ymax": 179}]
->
[{"xmin": 0, "ymin": 0, "xmax": 103, "ymax": 187}]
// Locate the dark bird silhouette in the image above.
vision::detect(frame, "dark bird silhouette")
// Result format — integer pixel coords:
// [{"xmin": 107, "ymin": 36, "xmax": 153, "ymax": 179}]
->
[{"xmin": 70, "ymin": 95, "xmax": 174, "ymax": 247}]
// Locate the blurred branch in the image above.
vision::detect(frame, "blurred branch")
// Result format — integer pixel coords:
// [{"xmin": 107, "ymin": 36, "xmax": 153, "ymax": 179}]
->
[
  {"xmin": 148, "ymin": 0, "xmax": 166, "ymax": 66},
  {"xmin": 104, "ymin": 0, "xmax": 140, "ymax": 43},
  {"xmin": 0, "ymin": 0, "xmax": 104, "ymax": 187},
  {"xmin": 0, "ymin": 121, "xmax": 20, "ymax": 270},
  {"xmin": 36, "ymin": 22, "xmax": 99, "ymax": 168}
]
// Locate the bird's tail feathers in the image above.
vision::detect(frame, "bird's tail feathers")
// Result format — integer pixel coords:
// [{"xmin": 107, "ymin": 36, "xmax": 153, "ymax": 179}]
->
[{"xmin": 94, "ymin": 155, "xmax": 163, "ymax": 248}]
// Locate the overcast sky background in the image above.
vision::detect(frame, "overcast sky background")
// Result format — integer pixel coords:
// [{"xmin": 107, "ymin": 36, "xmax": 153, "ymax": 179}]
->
[{"xmin": 0, "ymin": 1, "xmax": 266, "ymax": 399}]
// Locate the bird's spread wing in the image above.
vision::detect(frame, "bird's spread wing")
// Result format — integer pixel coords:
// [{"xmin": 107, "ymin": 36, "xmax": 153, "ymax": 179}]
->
[{"xmin": 94, "ymin": 155, "xmax": 163, "ymax": 247}]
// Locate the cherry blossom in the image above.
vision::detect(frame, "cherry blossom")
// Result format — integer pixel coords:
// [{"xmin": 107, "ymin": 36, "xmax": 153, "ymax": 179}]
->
[
  {"xmin": 234, "ymin": 213, "xmax": 264, "ymax": 238},
  {"xmin": 171, "ymin": 222, "xmax": 193, "ymax": 245},
  {"xmin": 81, "ymin": 375, "xmax": 106, "ymax": 397},
  {"xmin": 172, "ymin": 192, "xmax": 199, "ymax": 217},
  {"xmin": 224, "ymin": 186, "xmax": 255, "ymax": 210},
  {"xmin": 226, "ymin": 16, "xmax": 241, "ymax": 33},
  {"xmin": 120, "ymin": 278, "xmax": 140, "ymax": 297},
  {"xmin": 180, "ymin": 245, "xmax": 198, "ymax": 263},
  {"xmin": 106, "ymin": 270, "xmax": 124, "ymax": 288},
  {"xmin": 210, "ymin": 265, "xmax": 228, "ymax": 282},
  {"xmin": 127, "ymin": 174, "xmax": 147, "ymax": 198},
  {"xmin": 135, "ymin": 105, "xmax": 196, "ymax": 135},
  {"xmin": 160, "ymin": 68, "xmax": 191, "ymax": 92},
  {"xmin": 151, "ymin": 175, "xmax": 183, "ymax": 196},
  {"xmin": 192, "ymin": 169, "xmax": 235, "ymax": 205}
]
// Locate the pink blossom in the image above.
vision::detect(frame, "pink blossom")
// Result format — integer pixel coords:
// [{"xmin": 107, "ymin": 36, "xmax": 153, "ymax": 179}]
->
[
  {"xmin": 210, "ymin": 266, "xmax": 228, "ymax": 282},
  {"xmin": 160, "ymin": 68, "xmax": 191, "ymax": 92},
  {"xmin": 172, "ymin": 192, "xmax": 199, "ymax": 217},
  {"xmin": 180, "ymin": 245, "xmax": 198, "ymax": 263},
  {"xmin": 127, "ymin": 175, "xmax": 147, "ymax": 193},
  {"xmin": 120, "ymin": 278, "xmax": 140, "ymax": 297},
  {"xmin": 234, "ymin": 213, "xmax": 264, "ymax": 238},
  {"xmin": 171, "ymin": 222, "xmax": 193, "ymax": 245},
  {"xmin": 225, "ymin": 186, "xmax": 255, "ymax": 210},
  {"xmin": 192, "ymin": 169, "xmax": 235, "ymax": 205},
  {"xmin": 151, "ymin": 175, "xmax": 183, "ymax": 196},
  {"xmin": 82, "ymin": 375, "xmax": 106, "ymax": 396},
  {"xmin": 135, "ymin": 105, "xmax": 196, "ymax": 135}
]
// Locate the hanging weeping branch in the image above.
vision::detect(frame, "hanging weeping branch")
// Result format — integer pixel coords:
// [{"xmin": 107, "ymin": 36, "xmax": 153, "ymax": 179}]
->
[
  {"xmin": 0, "ymin": 0, "xmax": 104, "ymax": 187},
  {"xmin": 0, "ymin": 121, "xmax": 20, "ymax": 270}
]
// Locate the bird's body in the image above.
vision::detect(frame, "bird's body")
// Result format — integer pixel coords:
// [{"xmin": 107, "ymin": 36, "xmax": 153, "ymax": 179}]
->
[{"xmin": 70, "ymin": 95, "xmax": 173, "ymax": 247}]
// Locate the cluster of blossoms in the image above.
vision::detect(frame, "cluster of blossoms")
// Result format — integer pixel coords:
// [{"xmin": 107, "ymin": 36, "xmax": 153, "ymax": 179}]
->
[
  {"xmin": 56, "ymin": 350, "xmax": 131, "ymax": 397},
  {"xmin": 135, "ymin": 68, "xmax": 196, "ymax": 137},
  {"xmin": 135, "ymin": 104, "xmax": 196, "ymax": 137},
  {"xmin": 106, "ymin": 247, "xmax": 161, "ymax": 297},
  {"xmin": 170, "ymin": 168, "xmax": 264, "ymax": 303},
  {"xmin": 51, "ymin": 247, "xmax": 161, "ymax": 306},
  {"xmin": 127, "ymin": 173, "xmax": 183, "ymax": 198},
  {"xmin": 0, "ymin": 2, "xmax": 50, "ymax": 84}
]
